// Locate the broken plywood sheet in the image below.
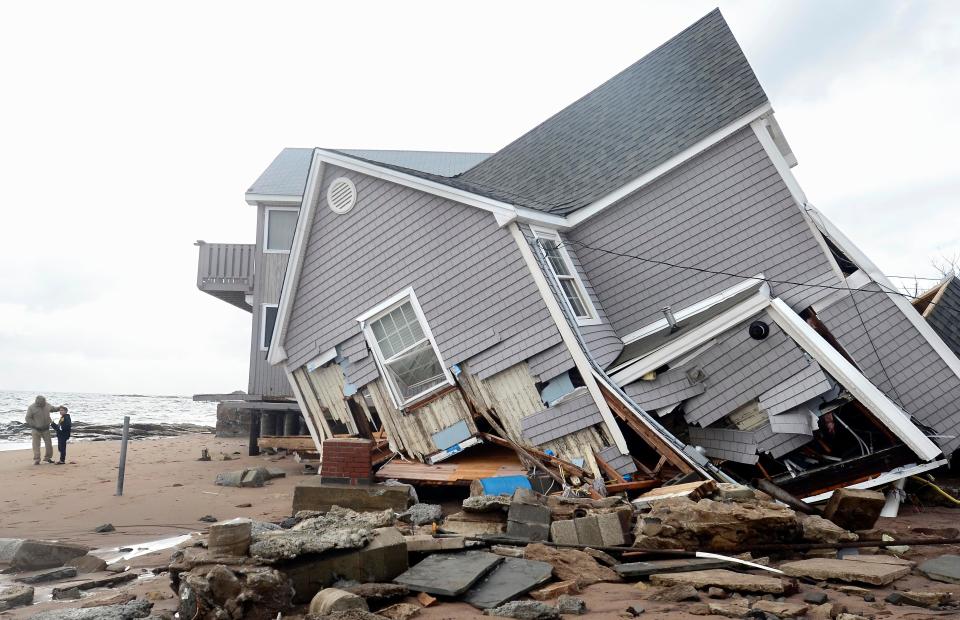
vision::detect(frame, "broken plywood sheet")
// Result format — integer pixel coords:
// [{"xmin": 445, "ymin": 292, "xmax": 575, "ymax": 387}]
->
[{"xmin": 394, "ymin": 550, "xmax": 503, "ymax": 597}]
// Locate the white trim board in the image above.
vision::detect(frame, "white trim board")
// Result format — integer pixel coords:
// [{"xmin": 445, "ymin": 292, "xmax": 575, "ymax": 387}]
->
[
  {"xmin": 245, "ymin": 193, "xmax": 303, "ymax": 206},
  {"xmin": 803, "ymin": 459, "xmax": 947, "ymax": 503}
]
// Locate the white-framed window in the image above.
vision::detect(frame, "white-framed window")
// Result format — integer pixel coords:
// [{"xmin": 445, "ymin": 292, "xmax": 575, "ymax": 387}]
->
[
  {"xmin": 357, "ymin": 288, "xmax": 453, "ymax": 408},
  {"xmin": 530, "ymin": 226, "xmax": 600, "ymax": 325},
  {"xmin": 260, "ymin": 304, "xmax": 279, "ymax": 351},
  {"xmin": 263, "ymin": 206, "xmax": 299, "ymax": 253}
]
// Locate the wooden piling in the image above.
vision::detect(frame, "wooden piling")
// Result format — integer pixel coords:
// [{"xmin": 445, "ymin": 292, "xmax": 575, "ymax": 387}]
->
[{"xmin": 115, "ymin": 415, "xmax": 130, "ymax": 496}]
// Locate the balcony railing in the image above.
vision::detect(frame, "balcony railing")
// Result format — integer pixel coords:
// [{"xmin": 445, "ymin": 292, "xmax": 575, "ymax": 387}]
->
[{"xmin": 196, "ymin": 242, "xmax": 255, "ymax": 310}]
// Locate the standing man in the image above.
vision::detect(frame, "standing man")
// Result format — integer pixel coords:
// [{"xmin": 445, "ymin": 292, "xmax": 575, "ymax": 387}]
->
[{"xmin": 25, "ymin": 396, "xmax": 63, "ymax": 465}]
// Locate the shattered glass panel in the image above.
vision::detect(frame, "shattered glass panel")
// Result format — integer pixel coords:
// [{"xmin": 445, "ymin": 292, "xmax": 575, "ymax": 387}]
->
[{"xmin": 384, "ymin": 340, "xmax": 446, "ymax": 401}]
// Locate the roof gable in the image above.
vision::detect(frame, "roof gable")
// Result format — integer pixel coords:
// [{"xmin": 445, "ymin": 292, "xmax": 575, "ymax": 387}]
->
[{"xmin": 456, "ymin": 9, "xmax": 768, "ymax": 215}]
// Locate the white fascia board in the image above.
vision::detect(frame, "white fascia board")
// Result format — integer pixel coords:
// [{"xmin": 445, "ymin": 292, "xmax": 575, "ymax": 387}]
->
[
  {"xmin": 767, "ymin": 297, "xmax": 941, "ymax": 461},
  {"xmin": 610, "ymin": 286, "xmax": 772, "ymax": 384},
  {"xmin": 565, "ymin": 103, "xmax": 773, "ymax": 228},
  {"xmin": 806, "ymin": 206, "xmax": 960, "ymax": 380},
  {"xmin": 267, "ymin": 157, "xmax": 325, "ymax": 366},
  {"xmin": 245, "ymin": 193, "xmax": 303, "ymax": 206},
  {"xmin": 620, "ymin": 276, "xmax": 765, "ymax": 344},
  {"xmin": 313, "ymin": 148, "xmax": 520, "ymax": 221},
  {"xmin": 750, "ymin": 117, "xmax": 807, "ymax": 207},
  {"xmin": 803, "ymin": 459, "xmax": 947, "ymax": 503}
]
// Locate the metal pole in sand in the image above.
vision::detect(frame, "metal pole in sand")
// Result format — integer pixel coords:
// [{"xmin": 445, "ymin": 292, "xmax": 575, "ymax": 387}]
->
[{"xmin": 116, "ymin": 415, "xmax": 130, "ymax": 496}]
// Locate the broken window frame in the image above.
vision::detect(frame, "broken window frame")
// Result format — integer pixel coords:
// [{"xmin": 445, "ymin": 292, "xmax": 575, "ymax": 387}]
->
[
  {"xmin": 357, "ymin": 288, "xmax": 453, "ymax": 409},
  {"xmin": 530, "ymin": 226, "xmax": 601, "ymax": 326}
]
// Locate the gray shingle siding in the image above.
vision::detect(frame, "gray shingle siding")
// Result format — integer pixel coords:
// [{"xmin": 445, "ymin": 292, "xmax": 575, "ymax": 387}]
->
[
  {"xmin": 597, "ymin": 445, "xmax": 637, "ymax": 476},
  {"xmin": 758, "ymin": 361, "xmax": 832, "ymax": 416},
  {"xmin": 623, "ymin": 368, "xmax": 706, "ymax": 412},
  {"xmin": 521, "ymin": 389, "xmax": 603, "ymax": 445},
  {"xmin": 688, "ymin": 426, "xmax": 759, "ymax": 465},
  {"xmin": 754, "ymin": 423, "xmax": 814, "ymax": 458},
  {"xmin": 680, "ymin": 311, "xmax": 817, "ymax": 427},
  {"xmin": 568, "ymin": 127, "xmax": 841, "ymax": 341},
  {"xmin": 817, "ymin": 282, "xmax": 960, "ymax": 456},
  {"xmin": 527, "ymin": 343, "xmax": 574, "ymax": 383},
  {"xmin": 925, "ymin": 278, "xmax": 960, "ymax": 360},
  {"xmin": 283, "ymin": 165, "xmax": 559, "ymax": 382}
]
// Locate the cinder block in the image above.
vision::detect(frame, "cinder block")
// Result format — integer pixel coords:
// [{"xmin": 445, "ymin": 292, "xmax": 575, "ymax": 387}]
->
[
  {"xmin": 573, "ymin": 516, "xmax": 603, "ymax": 547},
  {"xmin": 508, "ymin": 502, "xmax": 551, "ymax": 525},
  {"xmin": 550, "ymin": 519, "xmax": 578, "ymax": 545},
  {"xmin": 507, "ymin": 520, "xmax": 550, "ymax": 542}
]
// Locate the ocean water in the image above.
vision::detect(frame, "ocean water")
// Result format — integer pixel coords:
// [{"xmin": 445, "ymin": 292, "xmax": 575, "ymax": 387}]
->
[{"xmin": 0, "ymin": 390, "xmax": 217, "ymax": 450}]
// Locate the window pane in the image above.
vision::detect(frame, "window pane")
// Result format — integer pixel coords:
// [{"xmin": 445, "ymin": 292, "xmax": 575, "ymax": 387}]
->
[
  {"xmin": 540, "ymin": 239, "xmax": 571, "ymax": 276},
  {"xmin": 371, "ymin": 301, "xmax": 428, "ymax": 359},
  {"xmin": 262, "ymin": 306, "xmax": 279, "ymax": 348},
  {"xmin": 266, "ymin": 210, "xmax": 298, "ymax": 251},
  {"xmin": 385, "ymin": 340, "xmax": 446, "ymax": 401},
  {"xmin": 559, "ymin": 279, "xmax": 590, "ymax": 318}
]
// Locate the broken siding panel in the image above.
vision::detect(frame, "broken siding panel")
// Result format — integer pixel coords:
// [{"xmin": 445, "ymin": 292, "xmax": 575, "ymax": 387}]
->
[
  {"xmin": 926, "ymin": 278, "xmax": 960, "ymax": 360},
  {"xmin": 468, "ymin": 362, "xmax": 545, "ymax": 444},
  {"xmin": 339, "ymin": 331, "xmax": 381, "ymax": 388},
  {"xmin": 768, "ymin": 409, "xmax": 814, "ymax": 435},
  {"xmin": 521, "ymin": 389, "xmax": 603, "ymax": 445},
  {"xmin": 468, "ymin": 326, "xmax": 562, "ymax": 380},
  {"xmin": 526, "ymin": 343, "xmax": 574, "ymax": 382},
  {"xmin": 758, "ymin": 361, "xmax": 832, "ymax": 416},
  {"xmin": 597, "ymin": 445, "xmax": 637, "ymax": 476},
  {"xmin": 687, "ymin": 426, "xmax": 759, "ymax": 465},
  {"xmin": 817, "ymin": 282, "xmax": 960, "ymax": 455},
  {"xmin": 681, "ymin": 311, "xmax": 814, "ymax": 427},
  {"xmin": 754, "ymin": 423, "xmax": 813, "ymax": 458},
  {"xmin": 569, "ymin": 128, "xmax": 841, "ymax": 341},
  {"xmin": 303, "ymin": 363, "xmax": 355, "ymax": 431},
  {"xmin": 291, "ymin": 367, "xmax": 332, "ymax": 439},
  {"xmin": 623, "ymin": 369, "xmax": 706, "ymax": 412},
  {"xmin": 365, "ymin": 379, "xmax": 406, "ymax": 454},
  {"xmin": 283, "ymin": 165, "xmax": 558, "ymax": 378}
]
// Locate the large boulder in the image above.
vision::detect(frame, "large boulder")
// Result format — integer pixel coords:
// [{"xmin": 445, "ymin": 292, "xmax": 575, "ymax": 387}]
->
[
  {"xmin": 0, "ymin": 585, "xmax": 34, "ymax": 609},
  {"xmin": 522, "ymin": 543, "xmax": 620, "ymax": 587},
  {"xmin": 0, "ymin": 538, "xmax": 90, "ymax": 570},
  {"xmin": 178, "ymin": 564, "xmax": 293, "ymax": 620},
  {"xmin": 633, "ymin": 497, "xmax": 801, "ymax": 551}
]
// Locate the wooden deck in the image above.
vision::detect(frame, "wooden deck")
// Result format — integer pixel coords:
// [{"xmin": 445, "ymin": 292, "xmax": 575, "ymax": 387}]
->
[{"xmin": 375, "ymin": 446, "xmax": 526, "ymax": 485}]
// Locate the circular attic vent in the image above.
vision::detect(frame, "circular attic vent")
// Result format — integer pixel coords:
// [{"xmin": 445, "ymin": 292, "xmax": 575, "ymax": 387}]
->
[{"xmin": 326, "ymin": 177, "xmax": 357, "ymax": 214}]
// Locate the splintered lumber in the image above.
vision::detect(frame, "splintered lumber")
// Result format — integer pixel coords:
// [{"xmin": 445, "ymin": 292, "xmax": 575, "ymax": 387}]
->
[
  {"xmin": 599, "ymin": 384, "xmax": 693, "ymax": 474},
  {"xmin": 375, "ymin": 447, "xmax": 526, "ymax": 485},
  {"xmin": 593, "ymin": 449, "xmax": 626, "ymax": 483},
  {"xmin": 256, "ymin": 436, "xmax": 316, "ymax": 451},
  {"xmin": 604, "ymin": 479, "xmax": 660, "ymax": 494},
  {"xmin": 632, "ymin": 480, "xmax": 717, "ymax": 506}
]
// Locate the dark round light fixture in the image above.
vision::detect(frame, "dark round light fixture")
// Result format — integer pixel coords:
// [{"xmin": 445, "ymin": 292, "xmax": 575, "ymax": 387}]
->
[{"xmin": 748, "ymin": 320, "xmax": 769, "ymax": 340}]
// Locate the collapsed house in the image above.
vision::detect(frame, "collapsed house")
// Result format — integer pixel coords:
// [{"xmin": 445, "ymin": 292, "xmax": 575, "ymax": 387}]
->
[{"xmin": 234, "ymin": 9, "xmax": 960, "ymax": 498}]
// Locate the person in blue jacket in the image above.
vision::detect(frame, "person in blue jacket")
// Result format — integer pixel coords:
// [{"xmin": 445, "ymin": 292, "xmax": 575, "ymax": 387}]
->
[{"xmin": 50, "ymin": 407, "xmax": 72, "ymax": 465}]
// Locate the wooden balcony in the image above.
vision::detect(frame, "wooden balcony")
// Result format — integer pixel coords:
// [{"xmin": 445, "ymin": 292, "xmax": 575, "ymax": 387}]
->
[{"xmin": 196, "ymin": 242, "xmax": 255, "ymax": 311}]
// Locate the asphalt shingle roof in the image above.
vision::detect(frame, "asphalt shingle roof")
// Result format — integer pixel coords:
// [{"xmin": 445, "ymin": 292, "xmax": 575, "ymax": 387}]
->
[{"xmin": 455, "ymin": 9, "xmax": 768, "ymax": 215}]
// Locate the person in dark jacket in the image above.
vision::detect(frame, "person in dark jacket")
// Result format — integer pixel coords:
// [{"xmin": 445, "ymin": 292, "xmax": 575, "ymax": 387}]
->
[{"xmin": 50, "ymin": 407, "xmax": 72, "ymax": 465}]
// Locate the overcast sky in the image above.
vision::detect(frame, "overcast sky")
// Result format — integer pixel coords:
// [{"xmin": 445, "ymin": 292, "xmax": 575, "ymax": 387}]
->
[{"xmin": 1, "ymin": 1, "xmax": 957, "ymax": 396}]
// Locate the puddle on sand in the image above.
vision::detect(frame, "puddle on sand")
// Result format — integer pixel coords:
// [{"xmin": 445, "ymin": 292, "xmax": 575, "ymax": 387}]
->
[{"xmin": 95, "ymin": 533, "xmax": 195, "ymax": 564}]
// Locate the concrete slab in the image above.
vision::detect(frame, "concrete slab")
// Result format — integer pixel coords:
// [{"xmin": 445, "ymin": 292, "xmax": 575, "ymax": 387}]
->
[
  {"xmin": 292, "ymin": 479, "xmax": 412, "ymax": 513},
  {"xmin": 779, "ymin": 558, "xmax": 909, "ymax": 586},
  {"xmin": 841, "ymin": 554, "xmax": 914, "ymax": 568},
  {"xmin": 461, "ymin": 557, "xmax": 554, "ymax": 609},
  {"xmin": 615, "ymin": 558, "xmax": 735, "ymax": 579},
  {"xmin": 918, "ymin": 554, "xmax": 960, "ymax": 584},
  {"xmin": 394, "ymin": 550, "xmax": 503, "ymax": 597},
  {"xmin": 650, "ymin": 569, "xmax": 785, "ymax": 594}
]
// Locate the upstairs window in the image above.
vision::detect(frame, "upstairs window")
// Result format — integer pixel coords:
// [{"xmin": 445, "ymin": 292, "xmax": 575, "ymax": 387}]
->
[
  {"xmin": 260, "ymin": 304, "xmax": 279, "ymax": 351},
  {"xmin": 264, "ymin": 207, "xmax": 298, "ymax": 253},
  {"xmin": 359, "ymin": 290, "xmax": 452, "ymax": 407},
  {"xmin": 531, "ymin": 227, "xmax": 598, "ymax": 325}
]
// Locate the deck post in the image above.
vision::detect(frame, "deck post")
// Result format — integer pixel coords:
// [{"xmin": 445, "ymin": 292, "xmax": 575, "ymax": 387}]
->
[
  {"xmin": 283, "ymin": 412, "xmax": 299, "ymax": 436},
  {"xmin": 115, "ymin": 415, "xmax": 130, "ymax": 496},
  {"xmin": 248, "ymin": 410, "xmax": 261, "ymax": 457}
]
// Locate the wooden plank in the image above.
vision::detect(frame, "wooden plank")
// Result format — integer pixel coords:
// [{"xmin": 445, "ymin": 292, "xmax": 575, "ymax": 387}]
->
[
  {"xmin": 599, "ymin": 384, "xmax": 694, "ymax": 475},
  {"xmin": 257, "ymin": 436, "xmax": 317, "ymax": 450},
  {"xmin": 604, "ymin": 479, "xmax": 660, "ymax": 493}
]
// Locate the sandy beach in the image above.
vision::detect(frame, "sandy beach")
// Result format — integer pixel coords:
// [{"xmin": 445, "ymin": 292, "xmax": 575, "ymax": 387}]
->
[{"xmin": 0, "ymin": 434, "xmax": 302, "ymax": 548}]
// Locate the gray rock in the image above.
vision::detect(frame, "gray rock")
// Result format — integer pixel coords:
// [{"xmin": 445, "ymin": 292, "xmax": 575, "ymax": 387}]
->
[
  {"xmin": 0, "ymin": 538, "xmax": 89, "ymax": 570},
  {"xmin": 250, "ymin": 520, "xmax": 282, "ymax": 536},
  {"xmin": 0, "ymin": 585, "xmax": 34, "ymax": 609},
  {"xmin": 94, "ymin": 524, "xmax": 115, "ymax": 533},
  {"xmin": 198, "ymin": 515, "xmax": 217, "ymax": 523},
  {"xmin": 399, "ymin": 503, "xmax": 443, "ymax": 526},
  {"xmin": 463, "ymin": 495, "xmax": 512, "ymax": 513},
  {"xmin": 214, "ymin": 470, "xmax": 245, "ymax": 487},
  {"xmin": 241, "ymin": 467, "xmax": 268, "ymax": 488},
  {"xmin": 16, "ymin": 566, "xmax": 78, "ymax": 583},
  {"xmin": 462, "ymin": 557, "xmax": 554, "ymax": 609},
  {"xmin": 918, "ymin": 554, "xmax": 960, "ymax": 584},
  {"xmin": 52, "ymin": 586, "xmax": 81, "ymax": 600},
  {"xmin": 32, "ymin": 599, "xmax": 153, "ymax": 619},
  {"xmin": 484, "ymin": 600, "xmax": 560, "ymax": 619},
  {"xmin": 625, "ymin": 605, "xmax": 645, "ymax": 616},
  {"xmin": 803, "ymin": 591, "xmax": 828, "ymax": 604},
  {"xmin": 556, "ymin": 595, "xmax": 586, "ymax": 615},
  {"xmin": 395, "ymin": 550, "xmax": 503, "ymax": 597},
  {"xmin": 66, "ymin": 554, "xmax": 108, "ymax": 574}
]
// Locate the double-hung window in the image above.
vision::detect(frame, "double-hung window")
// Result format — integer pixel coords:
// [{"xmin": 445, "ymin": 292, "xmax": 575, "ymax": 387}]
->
[
  {"xmin": 359, "ymin": 289, "xmax": 451, "ymax": 407},
  {"xmin": 531, "ymin": 227, "xmax": 598, "ymax": 325}
]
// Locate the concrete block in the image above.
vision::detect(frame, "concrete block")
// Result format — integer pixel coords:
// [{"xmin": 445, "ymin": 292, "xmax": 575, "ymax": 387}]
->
[
  {"xmin": 240, "ymin": 468, "xmax": 266, "ymax": 488},
  {"xmin": 507, "ymin": 520, "xmax": 550, "ymax": 542},
  {"xmin": 292, "ymin": 479, "xmax": 412, "ymax": 513},
  {"xmin": 508, "ymin": 502, "xmax": 551, "ymax": 525},
  {"xmin": 443, "ymin": 511, "xmax": 506, "ymax": 537},
  {"xmin": 596, "ymin": 512, "xmax": 626, "ymax": 546},
  {"xmin": 549, "ymin": 520, "xmax": 578, "ymax": 545},
  {"xmin": 822, "ymin": 489, "xmax": 885, "ymax": 531},
  {"xmin": 208, "ymin": 518, "xmax": 252, "ymax": 557},
  {"xmin": 358, "ymin": 527, "xmax": 408, "ymax": 583},
  {"xmin": 573, "ymin": 517, "xmax": 603, "ymax": 548}
]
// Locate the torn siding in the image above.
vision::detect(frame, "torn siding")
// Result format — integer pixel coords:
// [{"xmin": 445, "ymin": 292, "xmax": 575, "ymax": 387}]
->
[
  {"xmin": 768, "ymin": 408, "xmax": 814, "ymax": 435},
  {"xmin": 817, "ymin": 282, "xmax": 960, "ymax": 455},
  {"xmin": 687, "ymin": 426, "xmax": 759, "ymax": 465},
  {"xmin": 681, "ymin": 311, "xmax": 819, "ymax": 427},
  {"xmin": 568, "ymin": 127, "xmax": 842, "ymax": 342},
  {"xmin": 283, "ymin": 164, "xmax": 560, "ymax": 379},
  {"xmin": 521, "ymin": 389, "xmax": 603, "ymax": 445},
  {"xmin": 597, "ymin": 445, "xmax": 637, "ymax": 477},
  {"xmin": 754, "ymin": 423, "xmax": 813, "ymax": 458},
  {"xmin": 301, "ymin": 363, "xmax": 356, "ymax": 432},
  {"xmin": 459, "ymin": 362, "xmax": 544, "ymax": 444},
  {"xmin": 759, "ymin": 362, "xmax": 832, "ymax": 416},
  {"xmin": 527, "ymin": 343, "xmax": 574, "ymax": 383},
  {"xmin": 623, "ymin": 368, "xmax": 706, "ymax": 412},
  {"xmin": 538, "ymin": 425, "xmax": 608, "ymax": 470},
  {"xmin": 340, "ymin": 331, "xmax": 380, "ymax": 388}
]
